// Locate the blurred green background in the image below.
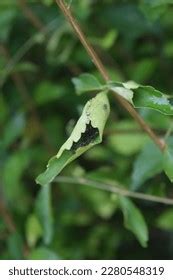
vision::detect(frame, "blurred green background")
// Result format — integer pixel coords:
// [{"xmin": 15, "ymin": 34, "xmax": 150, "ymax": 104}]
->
[{"xmin": 1, "ymin": 0, "xmax": 173, "ymax": 260}]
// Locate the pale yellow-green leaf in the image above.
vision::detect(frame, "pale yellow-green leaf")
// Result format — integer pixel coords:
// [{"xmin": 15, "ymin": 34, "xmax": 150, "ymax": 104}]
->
[{"xmin": 36, "ymin": 91, "xmax": 110, "ymax": 186}]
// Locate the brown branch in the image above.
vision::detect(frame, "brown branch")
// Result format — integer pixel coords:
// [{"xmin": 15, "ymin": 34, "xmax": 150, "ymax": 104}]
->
[
  {"xmin": 56, "ymin": 0, "xmax": 109, "ymax": 81},
  {"xmin": 55, "ymin": 176, "xmax": 173, "ymax": 206},
  {"xmin": 55, "ymin": 0, "xmax": 165, "ymax": 151}
]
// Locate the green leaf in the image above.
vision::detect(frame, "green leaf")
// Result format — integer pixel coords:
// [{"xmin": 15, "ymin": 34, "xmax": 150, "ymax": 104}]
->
[
  {"xmin": 2, "ymin": 149, "xmax": 31, "ymax": 204},
  {"xmin": 72, "ymin": 73, "xmax": 104, "ymax": 95},
  {"xmin": 27, "ymin": 247, "xmax": 59, "ymax": 260},
  {"xmin": 78, "ymin": 186, "xmax": 117, "ymax": 219},
  {"xmin": 2, "ymin": 113, "xmax": 25, "ymax": 149},
  {"xmin": 133, "ymin": 86, "xmax": 173, "ymax": 115},
  {"xmin": 163, "ymin": 138, "xmax": 173, "ymax": 182},
  {"xmin": 12, "ymin": 62, "xmax": 38, "ymax": 74},
  {"xmin": 127, "ymin": 58, "xmax": 157, "ymax": 83},
  {"xmin": 164, "ymin": 41, "xmax": 173, "ymax": 57},
  {"xmin": 25, "ymin": 214, "xmax": 43, "ymax": 248},
  {"xmin": 109, "ymin": 81, "xmax": 173, "ymax": 115},
  {"xmin": 0, "ymin": 7, "xmax": 17, "ymax": 42},
  {"xmin": 119, "ymin": 196, "xmax": 148, "ymax": 247},
  {"xmin": 36, "ymin": 91, "xmax": 110, "ymax": 186},
  {"xmin": 140, "ymin": 0, "xmax": 169, "ymax": 20},
  {"xmin": 90, "ymin": 29, "xmax": 118, "ymax": 50},
  {"xmin": 35, "ymin": 185, "xmax": 53, "ymax": 245},
  {"xmin": 34, "ymin": 81, "xmax": 64, "ymax": 105},
  {"xmin": 0, "ymin": 94, "xmax": 8, "ymax": 124},
  {"xmin": 98, "ymin": 29, "xmax": 118, "ymax": 49},
  {"xmin": 73, "ymin": 74, "xmax": 173, "ymax": 115},
  {"xmin": 108, "ymin": 120, "xmax": 148, "ymax": 156},
  {"xmin": 141, "ymin": 0, "xmax": 173, "ymax": 7},
  {"xmin": 132, "ymin": 142, "xmax": 163, "ymax": 189},
  {"xmin": 110, "ymin": 81, "xmax": 134, "ymax": 104},
  {"xmin": 156, "ymin": 209, "xmax": 173, "ymax": 230},
  {"xmin": 42, "ymin": 0, "xmax": 54, "ymax": 6},
  {"xmin": 7, "ymin": 232, "xmax": 23, "ymax": 260}
]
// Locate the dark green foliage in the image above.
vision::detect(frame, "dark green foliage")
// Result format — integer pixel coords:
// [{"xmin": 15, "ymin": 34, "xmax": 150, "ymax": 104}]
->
[{"xmin": 1, "ymin": 0, "xmax": 173, "ymax": 260}]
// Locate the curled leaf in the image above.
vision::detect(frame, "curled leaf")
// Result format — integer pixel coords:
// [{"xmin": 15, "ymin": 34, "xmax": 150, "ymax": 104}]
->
[{"xmin": 36, "ymin": 91, "xmax": 110, "ymax": 186}]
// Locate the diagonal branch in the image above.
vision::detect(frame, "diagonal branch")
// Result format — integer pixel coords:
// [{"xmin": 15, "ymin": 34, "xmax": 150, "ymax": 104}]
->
[
  {"xmin": 54, "ymin": 176, "xmax": 173, "ymax": 206},
  {"xmin": 55, "ymin": 0, "xmax": 110, "ymax": 81},
  {"xmin": 55, "ymin": 0, "xmax": 165, "ymax": 151}
]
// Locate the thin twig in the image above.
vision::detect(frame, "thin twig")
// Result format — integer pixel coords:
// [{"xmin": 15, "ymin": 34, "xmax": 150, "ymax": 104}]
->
[
  {"xmin": 56, "ymin": 0, "xmax": 109, "ymax": 81},
  {"xmin": 54, "ymin": 176, "xmax": 173, "ymax": 206},
  {"xmin": 55, "ymin": 0, "xmax": 165, "ymax": 151}
]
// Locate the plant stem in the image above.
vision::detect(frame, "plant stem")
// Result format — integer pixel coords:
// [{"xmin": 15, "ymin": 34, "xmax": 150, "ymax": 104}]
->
[
  {"xmin": 55, "ymin": 0, "xmax": 165, "ymax": 151},
  {"xmin": 54, "ymin": 176, "xmax": 173, "ymax": 206},
  {"xmin": 56, "ymin": 0, "xmax": 110, "ymax": 81}
]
